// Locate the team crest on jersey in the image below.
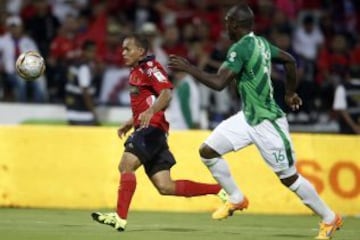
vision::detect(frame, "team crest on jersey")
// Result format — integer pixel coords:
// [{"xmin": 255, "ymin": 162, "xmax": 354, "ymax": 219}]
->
[{"xmin": 130, "ymin": 76, "xmax": 140, "ymax": 84}]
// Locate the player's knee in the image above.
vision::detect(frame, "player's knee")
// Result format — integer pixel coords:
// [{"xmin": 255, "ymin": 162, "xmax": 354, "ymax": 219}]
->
[
  {"xmin": 199, "ymin": 143, "xmax": 220, "ymax": 159},
  {"xmin": 155, "ymin": 182, "xmax": 174, "ymax": 195},
  {"xmin": 118, "ymin": 153, "xmax": 141, "ymax": 173},
  {"xmin": 280, "ymin": 173, "xmax": 299, "ymax": 188},
  {"xmin": 118, "ymin": 160, "xmax": 136, "ymax": 173}
]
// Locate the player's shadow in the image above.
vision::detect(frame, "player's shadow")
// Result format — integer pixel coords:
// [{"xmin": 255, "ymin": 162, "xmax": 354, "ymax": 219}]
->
[{"xmin": 271, "ymin": 233, "xmax": 309, "ymax": 238}]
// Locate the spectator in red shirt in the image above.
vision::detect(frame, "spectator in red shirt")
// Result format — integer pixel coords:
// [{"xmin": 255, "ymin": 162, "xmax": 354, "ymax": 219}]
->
[
  {"xmin": 49, "ymin": 15, "xmax": 81, "ymax": 63},
  {"xmin": 274, "ymin": 0, "xmax": 302, "ymax": 21},
  {"xmin": 350, "ymin": 37, "xmax": 360, "ymax": 78},
  {"xmin": 162, "ymin": 24, "xmax": 187, "ymax": 57},
  {"xmin": 252, "ymin": 0, "xmax": 275, "ymax": 35},
  {"xmin": 317, "ymin": 34, "xmax": 350, "ymax": 85},
  {"xmin": 47, "ymin": 14, "xmax": 81, "ymax": 102},
  {"xmin": 0, "ymin": 11, "xmax": 6, "ymax": 35},
  {"xmin": 190, "ymin": 0, "xmax": 222, "ymax": 41},
  {"xmin": 317, "ymin": 34, "xmax": 350, "ymax": 111},
  {"xmin": 96, "ymin": 23, "xmax": 124, "ymax": 67}
]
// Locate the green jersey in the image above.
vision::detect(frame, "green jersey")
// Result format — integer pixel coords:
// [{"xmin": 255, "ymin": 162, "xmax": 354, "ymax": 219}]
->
[{"xmin": 222, "ymin": 32, "xmax": 285, "ymax": 125}]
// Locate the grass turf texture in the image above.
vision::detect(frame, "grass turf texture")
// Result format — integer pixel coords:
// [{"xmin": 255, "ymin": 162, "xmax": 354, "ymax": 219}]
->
[{"xmin": 0, "ymin": 208, "xmax": 358, "ymax": 240}]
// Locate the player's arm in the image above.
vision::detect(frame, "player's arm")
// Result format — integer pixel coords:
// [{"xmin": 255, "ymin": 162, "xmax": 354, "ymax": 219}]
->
[
  {"xmin": 139, "ymin": 88, "xmax": 172, "ymax": 128},
  {"xmin": 148, "ymin": 88, "xmax": 172, "ymax": 114},
  {"xmin": 271, "ymin": 48, "xmax": 302, "ymax": 111},
  {"xmin": 118, "ymin": 118, "xmax": 134, "ymax": 139},
  {"xmin": 272, "ymin": 49, "xmax": 297, "ymax": 94},
  {"xmin": 168, "ymin": 55, "xmax": 236, "ymax": 91}
]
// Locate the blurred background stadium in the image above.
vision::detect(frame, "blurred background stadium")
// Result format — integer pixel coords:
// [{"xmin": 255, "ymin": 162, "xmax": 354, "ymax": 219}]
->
[
  {"xmin": 0, "ymin": 1, "xmax": 360, "ymax": 239},
  {"xmin": 0, "ymin": 0, "xmax": 359, "ymax": 132}
]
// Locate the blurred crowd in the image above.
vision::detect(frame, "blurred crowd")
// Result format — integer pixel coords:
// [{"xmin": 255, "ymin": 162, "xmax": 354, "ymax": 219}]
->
[{"xmin": 0, "ymin": 0, "xmax": 360, "ymax": 132}]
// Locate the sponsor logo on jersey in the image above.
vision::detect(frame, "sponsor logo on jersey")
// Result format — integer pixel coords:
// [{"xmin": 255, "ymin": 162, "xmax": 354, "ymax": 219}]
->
[
  {"xmin": 145, "ymin": 67, "xmax": 167, "ymax": 82},
  {"xmin": 153, "ymin": 70, "xmax": 167, "ymax": 82}
]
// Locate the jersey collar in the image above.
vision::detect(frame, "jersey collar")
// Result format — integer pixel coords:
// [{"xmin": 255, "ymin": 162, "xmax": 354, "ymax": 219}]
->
[
  {"xmin": 237, "ymin": 31, "xmax": 254, "ymax": 44},
  {"xmin": 138, "ymin": 55, "xmax": 155, "ymax": 65}
]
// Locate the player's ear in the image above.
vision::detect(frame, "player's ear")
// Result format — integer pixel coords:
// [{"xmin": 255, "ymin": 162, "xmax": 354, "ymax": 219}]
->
[
  {"xmin": 232, "ymin": 22, "xmax": 240, "ymax": 30},
  {"xmin": 138, "ymin": 47, "xmax": 146, "ymax": 56}
]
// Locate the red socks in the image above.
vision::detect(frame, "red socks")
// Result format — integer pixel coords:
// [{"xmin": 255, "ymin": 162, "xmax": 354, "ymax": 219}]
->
[
  {"xmin": 175, "ymin": 180, "xmax": 221, "ymax": 197},
  {"xmin": 116, "ymin": 175, "xmax": 220, "ymax": 218},
  {"xmin": 117, "ymin": 172, "xmax": 136, "ymax": 219}
]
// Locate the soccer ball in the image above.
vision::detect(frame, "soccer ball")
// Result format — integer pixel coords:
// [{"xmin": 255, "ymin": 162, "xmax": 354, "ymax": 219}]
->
[{"xmin": 15, "ymin": 51, "xmax": 45, "ymax": 80}]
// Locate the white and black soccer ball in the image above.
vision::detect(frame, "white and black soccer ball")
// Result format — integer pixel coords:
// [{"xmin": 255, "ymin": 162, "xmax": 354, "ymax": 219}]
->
[{"xmin": 15, "ymin": 51, "xmax": 46, "ymax": 80}]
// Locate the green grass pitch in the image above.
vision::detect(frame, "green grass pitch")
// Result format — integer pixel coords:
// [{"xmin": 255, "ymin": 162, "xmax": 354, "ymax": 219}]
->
[{"xmin": 0, "ymin": 208, "xmax": 358, "ymax": 240}]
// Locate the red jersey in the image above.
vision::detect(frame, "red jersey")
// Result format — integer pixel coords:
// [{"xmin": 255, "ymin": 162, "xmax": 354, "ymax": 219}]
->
[
  {"xmin": 50, "ymin": 35, "xmax": 80, "ymax": 61},
  {"xmin": 129, "ymin": 56, "xmax": 173, "ymax": 132}
]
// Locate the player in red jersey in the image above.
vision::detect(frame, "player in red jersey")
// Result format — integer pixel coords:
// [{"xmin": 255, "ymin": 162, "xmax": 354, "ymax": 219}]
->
[{"xmin": 91, "ymin": 33, "xmax": 225, "ymax": 231}]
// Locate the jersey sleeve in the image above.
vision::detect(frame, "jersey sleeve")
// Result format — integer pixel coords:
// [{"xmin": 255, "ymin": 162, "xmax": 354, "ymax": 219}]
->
[
  {"xmin": 145, "ymin": 62, "xmax": 173, "ymax": 94},
  {"xmin": 268, "ymin": 42, "xmax": 280, "ymax": 58},
  {"xmin": 221, "ymin": 43, "xmax": 246, "ymax": 74},
  {"xmin": 259, "ymin": 36, "xmax": 280, "ymax": 59}
]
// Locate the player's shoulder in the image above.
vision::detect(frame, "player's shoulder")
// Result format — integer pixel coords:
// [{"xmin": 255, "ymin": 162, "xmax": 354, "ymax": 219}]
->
[
  {"xmin": 139, "ymin": 56, "xmax": 165, "ymax": 71},
  {"xmin": 227, "ymin": 37, "xmax": 253, "ymax": 58},
  {"xmin": 142, "ymin": 60, "xmax": 168, "ymax": 79},
  {"xmin": 145, "ymin": 59, "xmax": 165, "ymax": 71},
  {"xmin": 231, "ymin": 34, "xmax": 255, "ymax": 50}
]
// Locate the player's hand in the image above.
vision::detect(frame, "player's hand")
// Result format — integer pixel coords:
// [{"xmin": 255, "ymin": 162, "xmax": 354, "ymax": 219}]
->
[
  {"xmin": 285, "ymin": 92, "xmax": 302, "ymax": 111},
  {"xmin": 168, "ymin": 55, "xmax": 190, "ymax": 72},
  {"xmin": 117, "ymin": 121, "xmax": 133, "ymax": 139},
  {"xmin": 139, "ymin": 108, "xmax": 154, "ymax": 128}
]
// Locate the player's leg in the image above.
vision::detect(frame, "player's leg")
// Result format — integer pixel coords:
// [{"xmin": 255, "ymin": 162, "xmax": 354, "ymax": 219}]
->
[
  {"xmin": 116, "ymin": 152, "xmax": 142, "ymax": 219},
  {"xmin": 201, "ymin": 111, "xmax": 251, "ymax": 219},
  {"xmin": 147, "ymin": 149, "xmax": 222, "ymax": 197},
  {"xmin": 150, "ymin": 170, "xmax": 222, "ymax": 197},
  {"xmin": 201, "ymin": 142, "xmax": 249, "ymax": 219},
  {"xmin": 280, "ymin": 172, "xmax": 343, "ymax": 240},
  {"xmin": 91, "ymin": 152, "xmax": 141, "ymax": 231},
  {"xmin": 92, "ymin": 128, "xmax": 152, "ymax": 232},
  {"xmin": 253, "ymin": 117, "xmax": 342, "ymax": 239}
]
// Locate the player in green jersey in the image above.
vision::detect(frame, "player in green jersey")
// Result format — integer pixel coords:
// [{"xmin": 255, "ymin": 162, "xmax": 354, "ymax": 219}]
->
[{"xmin": 169, "ymin": 4, "xmax": 342, "ymax": 240}]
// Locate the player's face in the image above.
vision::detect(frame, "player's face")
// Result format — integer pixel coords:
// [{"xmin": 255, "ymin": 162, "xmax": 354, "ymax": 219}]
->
[{"xmin": 122, "ymin": 38, "xmax": 145, "ymax": 67}]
